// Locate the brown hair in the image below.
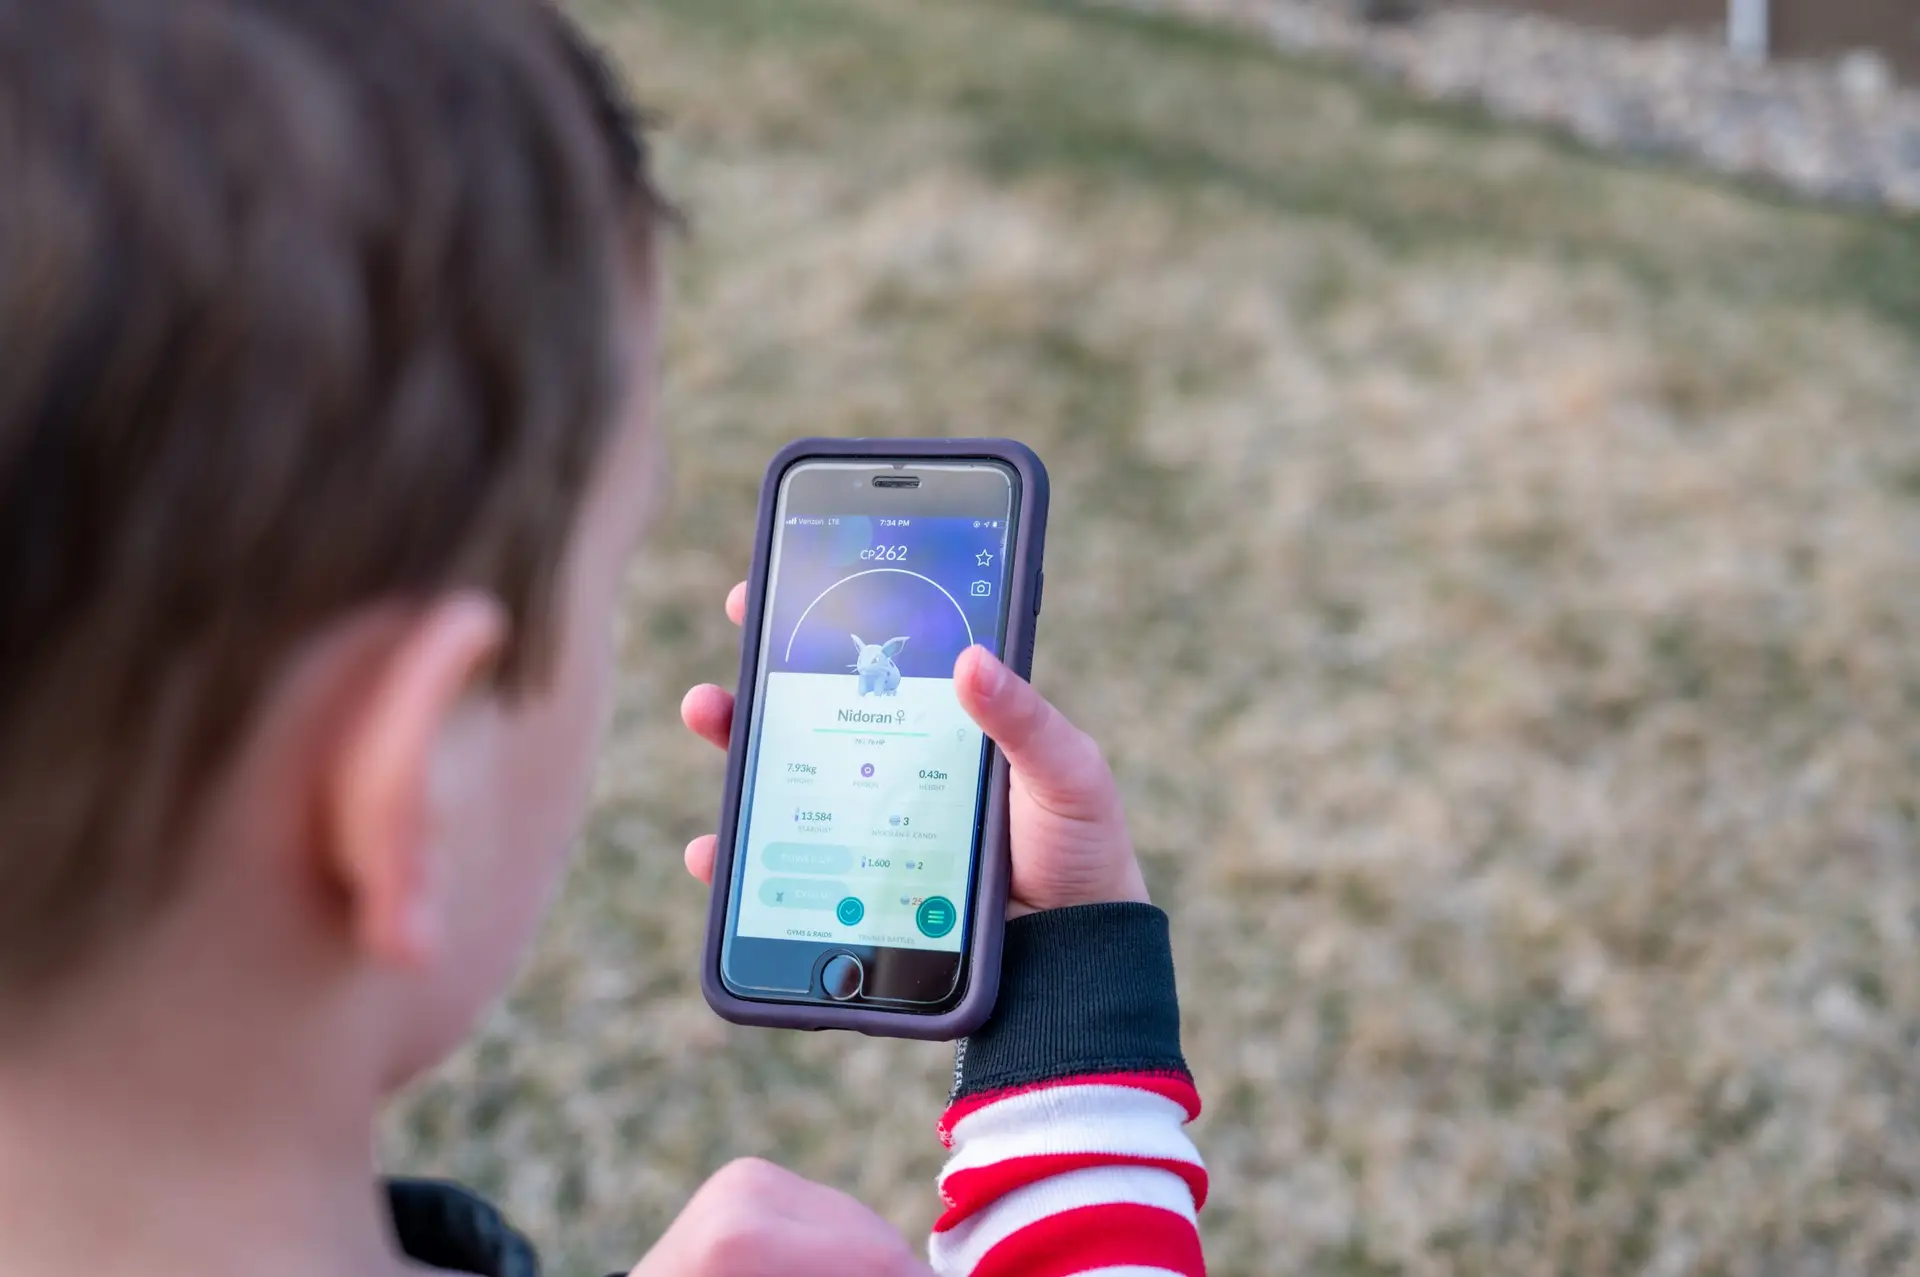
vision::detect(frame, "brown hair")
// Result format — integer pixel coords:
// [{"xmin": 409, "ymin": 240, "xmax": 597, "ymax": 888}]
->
[{"xmin": 0, "ymin": 0, "xmax": 671, "ymax": 996}]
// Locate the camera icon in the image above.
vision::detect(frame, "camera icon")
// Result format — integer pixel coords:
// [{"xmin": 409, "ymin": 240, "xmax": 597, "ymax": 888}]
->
[{"xmin": 970, "ymin": 580, "xmax": 991, "ymax": 597}]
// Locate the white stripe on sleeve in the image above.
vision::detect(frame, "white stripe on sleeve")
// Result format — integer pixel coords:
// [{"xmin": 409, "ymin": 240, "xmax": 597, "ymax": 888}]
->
[{"xmin": 940, "ymin": 1082, "xmax": 1203, "ymax": 1183}]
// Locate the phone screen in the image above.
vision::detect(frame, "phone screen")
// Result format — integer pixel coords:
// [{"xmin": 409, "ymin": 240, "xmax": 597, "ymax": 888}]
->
[{"xmin": 721, "ymin": 459, "xmax": 1020, "ymax": 1009}]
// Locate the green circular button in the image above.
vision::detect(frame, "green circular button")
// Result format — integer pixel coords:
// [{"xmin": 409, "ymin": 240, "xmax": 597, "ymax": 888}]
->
[
  {"xmin": 835, "ymin": 896, "xmax": 865, "ymax": 927},
  {"xmin": 915, "ymin": 896, "xmax": 957, "ymax": 938}
]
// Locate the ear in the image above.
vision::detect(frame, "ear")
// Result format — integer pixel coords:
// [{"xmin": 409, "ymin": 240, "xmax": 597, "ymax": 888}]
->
[
  {"xmin": 882, "ymin": 637, "xmax": 908, "ymax": 656},
  {"xmin": 851, "ymin": 634, "xmax": 866, "ymax": 652},
  {"xmin": 321, "ymin": 594, "xmax": 508, "ymax": 971}
]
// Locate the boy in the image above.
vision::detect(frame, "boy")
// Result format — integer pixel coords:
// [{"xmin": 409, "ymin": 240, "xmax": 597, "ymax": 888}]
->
[{"xmin": 0, "ymin": 1, "xmax": 1205, "ymax": 1274}]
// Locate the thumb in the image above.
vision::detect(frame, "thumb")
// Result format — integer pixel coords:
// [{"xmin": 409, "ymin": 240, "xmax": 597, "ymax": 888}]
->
[{"xmin": 953, "ymin": 646, "xmax": 1108, "ymax": 810}]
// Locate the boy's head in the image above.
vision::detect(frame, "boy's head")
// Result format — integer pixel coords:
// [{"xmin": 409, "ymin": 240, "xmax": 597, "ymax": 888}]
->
[{"xmin": 0, "ymin": 0, "xmax": 669, "ymax": 1080}]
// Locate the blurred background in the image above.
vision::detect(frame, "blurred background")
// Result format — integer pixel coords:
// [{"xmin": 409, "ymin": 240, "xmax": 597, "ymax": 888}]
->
[{"xmin": 384, "ymin": 1, "xmax": 1920, "ymax": 1272}]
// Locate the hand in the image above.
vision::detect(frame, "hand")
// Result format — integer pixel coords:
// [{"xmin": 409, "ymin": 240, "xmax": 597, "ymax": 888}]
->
[
  {"xmin": 628, "ymin": 1158, "xmax": 932, "ymax": 1277},
  {"xmin": 679, "ymin": 582, "xmax": 1149, "ymax": 914}
]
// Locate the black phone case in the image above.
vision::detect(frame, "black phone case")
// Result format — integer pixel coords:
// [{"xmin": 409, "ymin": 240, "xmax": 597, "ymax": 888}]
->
[{"xmin": 698, "ymin": 438, "xmax": 1050, "ymax": 1040}]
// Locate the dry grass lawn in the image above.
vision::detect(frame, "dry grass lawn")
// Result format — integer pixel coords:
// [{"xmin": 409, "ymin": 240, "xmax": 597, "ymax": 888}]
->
[{"xmin": 384, "ymin": 2, "xmax": 1920, "ymax": 1273}]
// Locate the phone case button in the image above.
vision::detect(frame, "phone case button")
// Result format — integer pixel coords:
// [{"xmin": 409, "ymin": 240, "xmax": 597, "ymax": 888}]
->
[{"xmin": 1032, "ymin": 569, "xmax": 1044, "ymax": 615}]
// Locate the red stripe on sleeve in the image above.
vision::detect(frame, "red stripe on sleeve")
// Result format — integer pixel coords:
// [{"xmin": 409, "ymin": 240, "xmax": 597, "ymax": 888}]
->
[
  {"xmin": 937, "ymin": 1152, "xmax": 1210, "ymax": 1232},
  {"xmin": 969, "ymin": 1201, "xmax": 1207, "ymax": 1277},
  {"xmin": 939, "ymin": 1071, "xmax": 1202, "ymax": 1145}
]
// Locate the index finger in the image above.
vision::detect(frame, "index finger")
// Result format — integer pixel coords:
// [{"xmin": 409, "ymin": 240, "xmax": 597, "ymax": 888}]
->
[{"xmin": 726, "ymin": 580, "xmax": 747, "ymax": 627}]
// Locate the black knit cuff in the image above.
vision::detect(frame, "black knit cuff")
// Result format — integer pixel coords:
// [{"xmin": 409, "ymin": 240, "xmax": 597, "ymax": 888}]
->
[
  {"xmin": 952, "ymin": 902, "xmax": 1188, "ymax": 1102},
  {"xmin": 387, "ymin": 1179, "xmax": 539, "ymax": 1277}
]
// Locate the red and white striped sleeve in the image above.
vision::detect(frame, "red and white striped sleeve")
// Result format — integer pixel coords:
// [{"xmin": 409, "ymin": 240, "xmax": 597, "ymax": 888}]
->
[{"xmin": 927, "ymin": 904, "xmax": 1207, "ymax": 1277}]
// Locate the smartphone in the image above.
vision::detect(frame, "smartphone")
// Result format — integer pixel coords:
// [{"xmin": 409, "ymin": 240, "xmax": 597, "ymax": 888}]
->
[{"xmin": 700, "ymin": 439, "xmax": 1048, "ymax": 1039}]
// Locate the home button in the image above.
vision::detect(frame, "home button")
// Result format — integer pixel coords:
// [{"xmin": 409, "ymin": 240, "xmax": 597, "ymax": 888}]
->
[{"xmin": 821, "ymin": 953, "xmax": 865, "ymax": 1001}]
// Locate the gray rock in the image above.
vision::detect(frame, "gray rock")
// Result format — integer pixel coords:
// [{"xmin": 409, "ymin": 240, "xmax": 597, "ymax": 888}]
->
[{"xmin": 1839, "ymin": 50, "xmax": 1895, "ymax": 105}]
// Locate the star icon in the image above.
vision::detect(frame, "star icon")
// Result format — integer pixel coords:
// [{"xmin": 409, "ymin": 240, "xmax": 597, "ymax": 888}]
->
[{"xmin": 975, "ymin": 550, "xmax": 994, "ymax": 567}]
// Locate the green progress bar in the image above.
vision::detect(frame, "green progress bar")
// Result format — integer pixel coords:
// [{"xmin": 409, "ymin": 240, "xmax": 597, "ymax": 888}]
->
[{"xmin": 812, "ymin": 727, "xmax": 931, "ymax": 737}]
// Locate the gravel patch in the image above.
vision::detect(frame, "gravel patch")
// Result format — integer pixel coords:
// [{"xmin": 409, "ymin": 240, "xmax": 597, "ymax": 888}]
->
[{"xmin": 1119, "ymin": 0, "xmax": 1920, "ymax": 210}]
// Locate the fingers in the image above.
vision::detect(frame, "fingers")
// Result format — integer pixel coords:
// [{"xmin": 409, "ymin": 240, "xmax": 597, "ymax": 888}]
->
[
  {"xmin": 684, "ymin": 835, "xmax": 717, "ymax": 885},
  {"xmin": 680, "ymin": 583, "xmax": 745, "ymax": 745},
  {"xmin": 679, "ymin": 684, "xmax": 735, "ymax": 751},
  {"xmin": 676, "ymin": 584, "xmax": 748, "ymax": 890},
  {"xmin": 954, "ymin": 646, "xmax": 1112, "ymax": 809}
]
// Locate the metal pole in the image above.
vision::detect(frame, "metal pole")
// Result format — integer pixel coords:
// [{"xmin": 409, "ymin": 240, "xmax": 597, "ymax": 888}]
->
[{"xmin": 1728, "ymin": 0, "xmax": 1769, "ymax": 61}]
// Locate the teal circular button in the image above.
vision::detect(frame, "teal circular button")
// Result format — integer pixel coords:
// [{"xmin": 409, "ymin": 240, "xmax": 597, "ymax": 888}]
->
[
  {"xmin": 835, "ymin": 896, "xmax": 865, "ymax": 927},
  {"xmin": 915, "ymin": 896, "xmax": 957, "ymax": 939}
]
